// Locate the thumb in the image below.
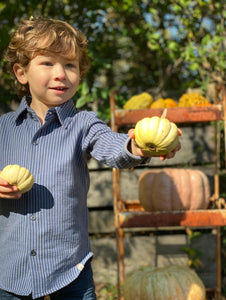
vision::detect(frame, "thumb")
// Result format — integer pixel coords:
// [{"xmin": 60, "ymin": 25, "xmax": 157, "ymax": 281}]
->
[{"xmin": 128, "ymin": 129, "xmax": 135, "ymax": 139}]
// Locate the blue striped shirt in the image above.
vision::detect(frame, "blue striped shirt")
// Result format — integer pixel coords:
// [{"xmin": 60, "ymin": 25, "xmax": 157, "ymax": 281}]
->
[{"xmin": 0, "ymin": 97, "xmax": 145, "ymax": 299}]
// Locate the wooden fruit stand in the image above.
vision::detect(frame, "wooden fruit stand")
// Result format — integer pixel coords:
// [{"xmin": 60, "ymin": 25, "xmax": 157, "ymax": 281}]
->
[{"xmin": 110, "ymin": 85, "xmax": 226, "ymax": 300}]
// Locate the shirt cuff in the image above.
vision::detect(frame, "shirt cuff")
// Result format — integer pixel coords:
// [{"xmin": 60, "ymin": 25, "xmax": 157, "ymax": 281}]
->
[{"xmin": 125, "ymin": 137, "xmax": 151, "ymax": 164}]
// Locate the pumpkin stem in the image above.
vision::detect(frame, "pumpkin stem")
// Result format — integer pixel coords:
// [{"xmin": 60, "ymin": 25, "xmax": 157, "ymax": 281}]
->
[
  {"xmin": 146, "ymin": 143, "xmax": 156, "ymax": 151},
  {"xmin": 160, "ymin": 108, "xmax": 167, "ymax": 119}
]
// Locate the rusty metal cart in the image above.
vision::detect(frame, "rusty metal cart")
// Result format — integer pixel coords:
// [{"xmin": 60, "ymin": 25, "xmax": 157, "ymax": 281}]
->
[{"xmin": 110, "ymin": 85, "xmax": 226, "ymax": 300}]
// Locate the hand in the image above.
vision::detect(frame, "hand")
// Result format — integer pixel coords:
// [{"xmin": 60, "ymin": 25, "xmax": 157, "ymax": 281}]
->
[
  {"xmin": 128, "ymin": 128, "xmax": 182, "ymax": 161},
  {"xmin": 0, "ymin": 172, "xmax": 22, "ymax": 199}
]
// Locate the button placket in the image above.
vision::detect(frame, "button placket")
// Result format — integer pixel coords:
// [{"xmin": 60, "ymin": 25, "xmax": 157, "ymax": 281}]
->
[{"xmin": 30, "ymin": 216, "xmax": 37, "ymax": 257}]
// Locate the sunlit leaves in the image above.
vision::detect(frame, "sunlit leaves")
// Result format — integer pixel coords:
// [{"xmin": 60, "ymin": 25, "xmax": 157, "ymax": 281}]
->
[{"xmin": 0, "ymin": 0, "xmax": 225, "ymax": 116}]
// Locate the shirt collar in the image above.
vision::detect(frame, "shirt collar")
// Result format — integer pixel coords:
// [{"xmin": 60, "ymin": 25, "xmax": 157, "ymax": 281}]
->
[
  {"xmin": 55, "ymin": 99, "xmax": 78, "ymax": 126},
  {"xmin": 15, "ymin": 96, "xmax": 78, "ymax": 126},
  {"xmin": 15, "ymin": 96, "xmax": 31, "ymax": 120}
]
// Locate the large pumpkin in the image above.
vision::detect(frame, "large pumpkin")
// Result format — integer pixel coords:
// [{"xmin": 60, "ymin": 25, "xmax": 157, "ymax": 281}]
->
[
  {"xmin": 139, "ymin": 168, "xmax": 210, "ymax": 211},
  {"xmin": 123, "ymin": 265, "xmax": 206, "ymax": 300}
]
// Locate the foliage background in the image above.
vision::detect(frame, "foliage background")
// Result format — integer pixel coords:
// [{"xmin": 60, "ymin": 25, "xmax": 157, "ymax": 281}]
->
[
  {"xmin": 0, "ymin": 0, "xmax": 225, "ymax": 121},
  {"xmin": 0, "ymin": 1, "xmax": 226, "ymax": 296}
]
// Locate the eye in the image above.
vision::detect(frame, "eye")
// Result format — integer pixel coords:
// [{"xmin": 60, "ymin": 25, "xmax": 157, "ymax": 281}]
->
[
  {"xmin": 66, "ymin": 63, "xmax": 77, "ymax": 69},
  {"xmin": 43, "ymin": 62, "xmax": 53, "ymax": 66}
]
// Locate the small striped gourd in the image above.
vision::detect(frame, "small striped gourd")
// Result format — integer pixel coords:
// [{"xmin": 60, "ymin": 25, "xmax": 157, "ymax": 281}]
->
[
  {"xmin": 134, "ymin": 112, "xmax": 179, "ymax": 156},
  {"xmin": 0, "ymin": 164, "xmax": 34, "ymax": 193}
]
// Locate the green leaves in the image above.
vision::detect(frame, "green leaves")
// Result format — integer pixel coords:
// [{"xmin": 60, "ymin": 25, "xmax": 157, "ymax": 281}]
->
[
  {"xmin": 0, "ymin": 3, "xmax": 5, "ymax": 13},
  {"xmin": 75, "ymin": 82, "xmax": 93, "ymax": 109},
  {"xmin": 0, "ymin": 0, "xmax": 225, "ymax": 117}
]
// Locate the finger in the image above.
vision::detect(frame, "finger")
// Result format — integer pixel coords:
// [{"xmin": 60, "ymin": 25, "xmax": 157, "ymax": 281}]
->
[
  {"xmin": 0, "ymin": 185, "xmax": 18, "ymax": 193},
  {"xmin": 128, "ymin": 129, "xmax": 135, "ymax": 139},
  {"xmin": 177, "ymin": 143, "xmax": 181, "ymax": 151},
  {"xmin": 0, "ymin": 177, "xmax": 10, "ymax": 186},
  {"xmin": 0, "ymin": 192, "xmax": 22, "ymax": 199},
  {"xmin": 161, "ymin": 150, "xmax": 176, "ymax": 161},
  {"xmin": 174, "ymin": 142, "xmax": 181, "ymax": 152},
  {"xmin": 167, "ymin": 153, "xmax": 175, "ymax": 159},
  {"xmin": 178, "ymin": 128, "xmax": 182, "ymax": 136},
  {"xmin": 159, "ymin": 155, "xmax": 166, "ymax": 161}
]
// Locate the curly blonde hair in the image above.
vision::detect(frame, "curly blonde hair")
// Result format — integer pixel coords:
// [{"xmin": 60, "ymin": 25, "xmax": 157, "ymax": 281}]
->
[{"xmin": 5, "ymin": 17, "xmax": 91, "ymax": 96}]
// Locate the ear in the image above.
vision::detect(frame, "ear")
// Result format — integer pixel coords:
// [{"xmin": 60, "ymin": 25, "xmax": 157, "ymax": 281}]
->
[{"xmin": 13, "ymin": 63, "xmax": 28, "ymax": 85}]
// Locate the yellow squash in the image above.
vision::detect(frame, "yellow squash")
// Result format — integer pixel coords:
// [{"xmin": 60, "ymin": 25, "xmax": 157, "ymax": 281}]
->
[
  {"xmin": 134, "ymin": 110, "xmax": 179, "ymax": 155},
  {"xmin": 0, "ymin": 164, "xmax": 34, "ymax": 193},
  {"xmin": 178, "ymin": 92, "xmax": 210, "ymax": 107},
  {"xmin": 123, "ymin": 92, "xmax": 153, "ymax": 110}
]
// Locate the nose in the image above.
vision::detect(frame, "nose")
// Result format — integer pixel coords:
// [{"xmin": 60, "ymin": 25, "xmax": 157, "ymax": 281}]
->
[{"xmin": 53, "ymin": 64, "xmax": 66, "ymax": 80}]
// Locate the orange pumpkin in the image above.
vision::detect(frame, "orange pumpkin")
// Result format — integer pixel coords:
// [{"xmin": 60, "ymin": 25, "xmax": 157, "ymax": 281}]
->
[
  {"xmin": 150, "ymin": 99, "xmax": 166, "ymax": 108},
  {"xmin": 164, "ymin": 98, "xmax": 178, "ymax": 108},
  {"xmin": 150, "ymin": 98, "xmax": 178, "ymax": 108},
  {"xmin": 139, "ymin": 168, "xmax": 210, "ymax": 211}
]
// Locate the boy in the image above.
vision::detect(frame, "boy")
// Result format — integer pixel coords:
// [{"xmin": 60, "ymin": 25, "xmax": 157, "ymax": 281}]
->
[{"xmin": 0, "ymin": 17, "xmax": 181, "ymax": 300}]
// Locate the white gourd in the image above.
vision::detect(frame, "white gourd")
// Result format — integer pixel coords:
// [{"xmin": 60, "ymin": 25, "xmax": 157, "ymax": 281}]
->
[{"xmin": 0, "ymin": 164, "xmax": 34, "ymax": 193}]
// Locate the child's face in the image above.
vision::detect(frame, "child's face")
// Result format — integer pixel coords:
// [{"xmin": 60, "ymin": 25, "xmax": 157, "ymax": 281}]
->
[{"xmin": 14, "ymin": 53, "xmax": 80, "ymax": 111}]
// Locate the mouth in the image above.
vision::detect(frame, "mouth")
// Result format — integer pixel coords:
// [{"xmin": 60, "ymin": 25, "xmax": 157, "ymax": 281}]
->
[
  {"xmin": 51, "ymin": 86, "xmax": 68, "ymax": 90},
  {"xmin": 50, "ymin": 86, "xmax": 68, "ymax": 94}
]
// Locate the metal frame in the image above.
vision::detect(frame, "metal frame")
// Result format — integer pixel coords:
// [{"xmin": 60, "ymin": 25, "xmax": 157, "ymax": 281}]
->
[{"xmin": 110, "ymin": 85, "xmax": 226, "ymax": 300}]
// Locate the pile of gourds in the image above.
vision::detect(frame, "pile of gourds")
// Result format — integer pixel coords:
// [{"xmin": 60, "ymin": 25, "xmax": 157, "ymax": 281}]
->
[{"xmin": 123, "ymin": 92, "xmax": 210, "ymax": 110}]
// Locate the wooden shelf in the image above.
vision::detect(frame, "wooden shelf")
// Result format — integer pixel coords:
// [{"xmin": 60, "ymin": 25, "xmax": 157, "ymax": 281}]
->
[
  {"xmin": 113, "ymin": 105, "xmax": 223, "ymax": 125},
  {"xmin": 110, "ymin": 87, "xmax": 226, "ymax": 299},
  {"xmin": 119, "ymin": 209, "xmax": 226, "ymax": 228}
]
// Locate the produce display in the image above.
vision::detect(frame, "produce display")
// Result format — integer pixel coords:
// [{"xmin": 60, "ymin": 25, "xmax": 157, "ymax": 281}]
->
[
  {"xmin": 0, "ymin": 164, "xmax": 34, "ymax": 193},
  {"xmin": 139, "ymin": 168, "xmax": 210, "ymax": 211},
  {"xmin": 123, "ymin": 265, "xmax": 206, "ymax": 300},
  {"xmin": 123, "ymin": 92, "xmax": 153, "ymax": 110},
  {"xmin": 178, "ymin": 92, "xmax": 210, "ymax": 107},
  {"xmin": 134, "ymin": 110, "xmax": 179, "ymax": 156},
  {"xmin": 123, "ymin": 91, "xmax": 211, "ymax": 109}
]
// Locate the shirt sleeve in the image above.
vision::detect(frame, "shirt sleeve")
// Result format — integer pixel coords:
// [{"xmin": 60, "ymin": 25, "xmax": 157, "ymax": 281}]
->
[{"xmin": 82, "ymin": 114, "xmax": 149, "ymax": 169}]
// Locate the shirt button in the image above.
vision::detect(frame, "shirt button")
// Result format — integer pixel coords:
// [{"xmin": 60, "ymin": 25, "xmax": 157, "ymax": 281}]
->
[
  {"xmin": 31, "ymin": 250, "xmax": 37, "ymax": 256},
  {"xmin": 30, "ymin": 215, "xmax": 36, "ymax": 221},
  {"xmin": 33, "ymin": 140, "xmax": 38, "ymax": 146}
]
